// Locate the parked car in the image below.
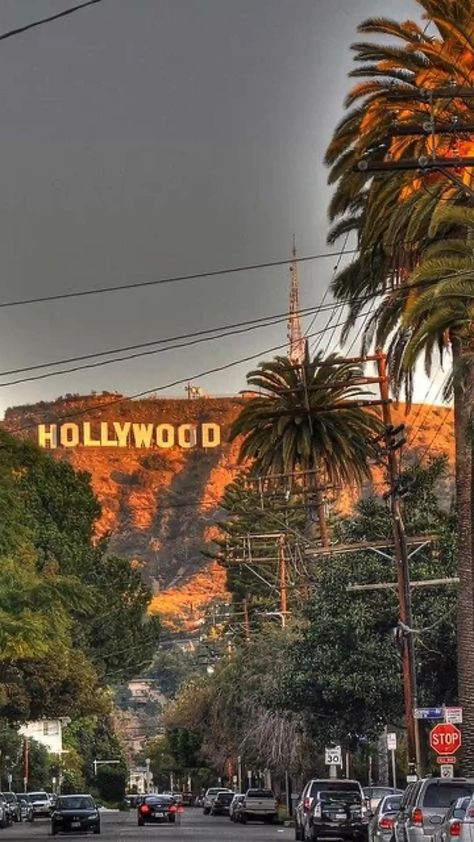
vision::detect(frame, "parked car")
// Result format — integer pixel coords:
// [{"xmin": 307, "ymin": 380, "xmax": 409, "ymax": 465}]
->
[
  {"xmin": 295, "ymin": 779, "xmax": 366, "ymax": 841},
  {"xmin": 0, "ymin": 795, "xmax": 12, "ymax": 829},
  {"xmin": 28, "ymin": 790, "xmax": 53, "ymax": 818},
  {"xmin": 369, "ymin": 793, "xmax": 404, "ymax": 842},
  {"xmin": 365, "ymin": 787, "xmax": 403, "ymax": 814},
  {"xmin": 434, "ymin": 796, "xmax": 471, "ymax": 842},
  {"xmin": 51, "ymin": 794, "xmax": 100, "ymax": 835},
  {"xmin": 181, "ymin": 792, "xmax": 194, "ymax": 807},
  {"xmin": 203, "ymin": 787, "xmax": 232, "ymax": 815},
  {"xmin": 211, "ymin": 791, "xmax": 235, "ymax": 816},
  {"xmin": 229, "ymin": 794, "xmax": 244, "ymax": 821},
  {"xmin": 299, "ymin": 787, "xmax": 368, "ymax": 842},
  {"xmin": 3, "ymin": 792, "xmax": 21, "ymax": 822},
  {"xmin": 393, "ymin": 778, "xmax": 474, "ymax": 842},
  {"xmin": 124, "ymin": 794, "xmax": 142, "ymax": 809},
  {"xmin": 16, "ymin": 794, "xmax": 34, "ymax": 823},
  {"xmin": 194, "ymin": 794, "xmax": 204, "ymax": 808},
  {"xmin": 137, "ymin": 794, "xmax": 177, "ymax": 826},
  {"xmin": 238, "ymin": 788, "xmax": 278, "ymax": 824}
]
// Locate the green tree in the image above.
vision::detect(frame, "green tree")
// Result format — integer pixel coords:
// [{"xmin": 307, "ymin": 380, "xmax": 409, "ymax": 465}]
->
[
  {"xmin": 279, "ymin": 459, "xmax": 456, "ymax": 748},
  {"xmin": 230, "ymin": 349, "xmax": 381, "ymax": 543},
  {"xmin": 96, "ymin": 765, "xmax": 127, "ymax": 803},
  {"xmin": 0, "ymin": 429, "xmax": 159, "ymax": 720}
]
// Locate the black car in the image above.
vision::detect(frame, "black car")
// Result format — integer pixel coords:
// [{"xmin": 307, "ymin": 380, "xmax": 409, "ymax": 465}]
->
[
  {"xmin": 211, "ymin": 792, "xmax": 234, "ymax": 816},
  {"xmin": 303, "ymin": 789, "xmax": 369, "ymax": 842},
  {"xmin": 137, "ymin": 795, "xmax": 177, "ymax": 826},
  {"xmin": 51, "ymin": 794, "xmax": 100, "ymax": 835}
]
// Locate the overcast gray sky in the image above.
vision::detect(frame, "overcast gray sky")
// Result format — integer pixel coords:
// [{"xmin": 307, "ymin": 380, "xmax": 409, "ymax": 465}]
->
[{"xmin": 0, "ymin": 0, "xmax": 422, "ymax": 417}]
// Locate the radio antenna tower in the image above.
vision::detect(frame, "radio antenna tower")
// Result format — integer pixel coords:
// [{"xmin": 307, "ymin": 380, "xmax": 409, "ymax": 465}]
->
[{"xmin": 288, "ymin": 235, "xmax": 305, "ymax": 365}]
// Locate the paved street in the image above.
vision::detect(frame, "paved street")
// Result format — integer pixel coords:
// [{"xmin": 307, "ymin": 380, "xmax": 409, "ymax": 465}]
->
[{"xmin": 0, "ymin": 811, "xmax": 293, "ymax": 841}]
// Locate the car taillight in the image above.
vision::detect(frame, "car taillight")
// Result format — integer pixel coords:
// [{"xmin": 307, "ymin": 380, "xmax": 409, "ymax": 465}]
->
[
  {"xmin": 379, "ymin": 816, "xmax": 394, "ymax": 830},
  {"xmin": 411, "ymin": 808, "xmax": 423, "ymax": 827},
  {"xmin": 140, "ymin": 805, "xmax": 149, "ymax": 814},
  {"xmin": 467, "ymin": 808, "xmax": 474, "ymax": 822},
  {"xmin": 304, "ymin": 798, "xmax": 312, "ymax": 811},
  {"xmin": 450, "ymin": 821, "xmax": 462, "ymax": 837},
  {"xmin": 169, "ymin": 805, "xmax": 177, "ymax": 813}
]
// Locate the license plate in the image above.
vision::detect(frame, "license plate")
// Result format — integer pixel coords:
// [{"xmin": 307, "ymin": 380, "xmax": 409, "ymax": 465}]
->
[
  {"xmin": 336, "ymin": 813, "xmax": 347, "ymax": 820},
  {"xmin": 71, "ymin": 821, "xmax": 81, "ymax": 828},
  {"xmin": 155, "ymin": 812, "xmax": 164, "ymax": 818}
]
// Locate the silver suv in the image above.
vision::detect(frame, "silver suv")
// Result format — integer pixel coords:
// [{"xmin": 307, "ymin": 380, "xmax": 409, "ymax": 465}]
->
[{"xmin": 394, "ymin": 779, "xmax": 474, "ymax": 842}]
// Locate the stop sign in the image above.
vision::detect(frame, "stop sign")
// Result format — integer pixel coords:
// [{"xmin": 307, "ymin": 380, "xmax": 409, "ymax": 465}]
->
[{"xmin": 429, "ymin": 723, "xmax": 462, "ymax": 755}]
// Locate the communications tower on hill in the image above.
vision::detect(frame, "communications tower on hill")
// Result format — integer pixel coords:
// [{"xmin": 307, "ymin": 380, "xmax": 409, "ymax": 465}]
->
[{"xmin": 288, "ymin": 236, "xmax": 305, "ymax": 365}]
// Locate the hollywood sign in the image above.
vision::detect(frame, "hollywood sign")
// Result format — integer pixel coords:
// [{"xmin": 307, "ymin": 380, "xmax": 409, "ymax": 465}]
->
[{"xmin": 37, "ymin": 421, "xmax": 221, "ymax": 449}]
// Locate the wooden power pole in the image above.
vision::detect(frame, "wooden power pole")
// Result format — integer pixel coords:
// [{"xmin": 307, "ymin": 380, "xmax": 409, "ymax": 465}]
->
[{"xmin": 376, "ymin": 348, "xmax": 420, "ymax": 770}]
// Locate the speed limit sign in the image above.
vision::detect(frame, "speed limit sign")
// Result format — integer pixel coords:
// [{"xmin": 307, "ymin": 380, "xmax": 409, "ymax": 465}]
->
[{"xmin": 325, "ymin": 746, "xmax": 342, "ymax": 766}]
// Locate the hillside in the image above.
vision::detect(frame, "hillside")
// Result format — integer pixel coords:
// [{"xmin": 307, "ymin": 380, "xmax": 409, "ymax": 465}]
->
[{"xmin": 2, "ymin": 394, "xmax": 454, "ymax": 623}]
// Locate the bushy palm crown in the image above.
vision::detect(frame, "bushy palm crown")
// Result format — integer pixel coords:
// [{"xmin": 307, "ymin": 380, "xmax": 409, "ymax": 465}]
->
[
  {"xmin": 326, "ymin": 0, "xmax": 474, "ymax": 360},
  {"xmin": 230, "ymin": 350, "xmax": 382, "ymax": 488}
]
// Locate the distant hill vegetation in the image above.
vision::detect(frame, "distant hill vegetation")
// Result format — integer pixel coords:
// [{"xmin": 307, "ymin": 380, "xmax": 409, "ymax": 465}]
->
[{"xmin": 2, "ymin": 394, "xmax": 454, "ymax": 622}]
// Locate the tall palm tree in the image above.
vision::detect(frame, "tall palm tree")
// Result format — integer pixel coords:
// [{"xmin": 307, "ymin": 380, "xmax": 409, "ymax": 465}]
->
[
  {"xmin": 392, "ymin": 205, "xmax": 474, "ymax": 768},
  {"xmin": 230, "ymin": 348, "xmax": 382, "ymax": 546},
  {"xmin": 325, "ymin": 0, "xmax": 474, "ymax": 772}
]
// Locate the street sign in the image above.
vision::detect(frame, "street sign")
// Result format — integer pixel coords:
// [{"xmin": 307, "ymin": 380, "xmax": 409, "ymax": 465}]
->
[
  {"xmin": 430, "ymin": 723, "xmax": 462, "ymax": 755},
  {"xmin": 414, "ymin": 707, "xmax": 444, "ymax": 720},
  {"xmin": 325, "ymin": 746, "xmax": 342, "ymax": 767},
  {"xmin": 440, "ymin": 765, "xmax": 455, "ymax": 779},
  {"xmin": 437, "ymin": 756, "xmax": 457, "ymax": 765},
  {"xmin": 445, "ymin": 707, "xmax": 463, "ymax": 724},
  {"xmin": 387, "ymin": 733, "xmax": 397, "ymax": 751}
]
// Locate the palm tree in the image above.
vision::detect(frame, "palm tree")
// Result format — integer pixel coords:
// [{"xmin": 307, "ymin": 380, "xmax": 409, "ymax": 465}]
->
[
  {"xmin": 392, "ymin": 205, "xmax": 474, "ymax": 769},
  {"xmin": 230, "ymin": 348, "xmax": 382, "ymax": 546},
  {"xmin": 325, "ymin": 1, "xmax": 474, "ymax": 772}
]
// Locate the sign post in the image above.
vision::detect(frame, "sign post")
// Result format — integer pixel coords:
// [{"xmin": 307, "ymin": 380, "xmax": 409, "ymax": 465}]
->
[
  {"xmin": 325, "ymin": 746, "xmax": 342, "ymax": 779},
  {"xmin": 387, "ymin": 733, "xmax": 397, "ymax": 791}
]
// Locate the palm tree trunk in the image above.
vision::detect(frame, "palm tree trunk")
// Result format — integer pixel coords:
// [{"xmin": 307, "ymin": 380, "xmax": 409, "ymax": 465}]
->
[
  {"xmin": 308, "ymin": 468, "xmax": 329, "ymax": 548},
  {"xmin": 453, "ymin": 338, "xmax": 474, "ymax": 774}
]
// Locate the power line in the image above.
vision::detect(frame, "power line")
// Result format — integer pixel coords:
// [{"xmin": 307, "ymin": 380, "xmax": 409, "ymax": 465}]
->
[
  {"xmin": 0, "ymin": 0, "xmax": 104, "ymax": 42},
  {"xmin": 5, "ymin": 313, "xmax": 374, "ymax": 435},
  {"xmin": 0, "ymin": 250, "xmax": 360, "ymax": 311},
  {"xmin": 0, "ymin": 304, "xmax": 323, "ymax": 385}
]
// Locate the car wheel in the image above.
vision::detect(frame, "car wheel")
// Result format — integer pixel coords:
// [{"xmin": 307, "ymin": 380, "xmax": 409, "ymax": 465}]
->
[
  {"xmin": 241, "ymin": 812, "xmax": 247, "ymax": 824},
  {"xmin": 51, "ymin": 828, "xmax": 57, "ymax": 836},
  {"xmin": 295, "ymin": 821, "xmax": 303, "ymax": 841},
  {"xmin": 203, "ymin": 808, "xmax": 210, "ymax": 815},
  {"xmin": 138, "ymin": 819, "xmax": 145, "ymax": 827},
  {"xmin": 169, "ymin": 815, "xmax": 176, "ymax": 824},
  {"xmin": 94, "ymin": 828, "xmax": 101, "ymax": 835}
]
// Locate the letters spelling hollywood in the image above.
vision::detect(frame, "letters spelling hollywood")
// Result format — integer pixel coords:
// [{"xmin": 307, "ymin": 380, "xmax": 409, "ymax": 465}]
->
[{"xmin": 38, "ymin": 421, "xmax": 221, "ymax": 450}]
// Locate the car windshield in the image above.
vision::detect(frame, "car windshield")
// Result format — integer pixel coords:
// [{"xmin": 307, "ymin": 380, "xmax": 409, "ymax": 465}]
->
[
  {"xmin": 29, "ymin": 793, "xmax": 48, "ymax": 800},
  {"xmin": 313, "ymin": 782, "xmax": 360, "ymax": 797},
  {"xmin": 216, "ymin": 793, "xmax": 234, "ymax": 804},
  {"xmin": 382, "ymin": 796, "xmax": 402, "ymax": 813},
  {"xmin": 320, "ymin": 791, "xmax": 361, "ymax": 804},
  {"xmin": 57, "ymin": 797, "xmax": 95, "ymax": 810},
  {"xmin": 146, "ymin": 796, "xmax": 172, "ymax": 805},
  {"xmin": 247, "ymin": 790, "xmax": 274, "ymax": 798},
  {"xmin": 3, "ymin": 794, "xmax": 15, "ymax": 802},
  {"xmin": 424, "ymin": 784, "xmax": 474, "ymax": 808}
]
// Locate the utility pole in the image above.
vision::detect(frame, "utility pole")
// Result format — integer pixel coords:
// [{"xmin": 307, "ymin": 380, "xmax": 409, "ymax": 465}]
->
[
  {"xmin": 243, "ymin": 597, "xmax": 251, "ymax": 643},
  {"xmin": 376, "ymin": 348, "xmax": 421, "ymax": 771},
  {"xmin": 278, "ymin": 536, "xmax": 288, "ymax": 627}
]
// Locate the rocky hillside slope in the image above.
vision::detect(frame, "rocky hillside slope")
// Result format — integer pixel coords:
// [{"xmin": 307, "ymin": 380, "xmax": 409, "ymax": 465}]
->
[{"xmin": 2, "ymin": 394, "xmax": 454, "ymax": 623}]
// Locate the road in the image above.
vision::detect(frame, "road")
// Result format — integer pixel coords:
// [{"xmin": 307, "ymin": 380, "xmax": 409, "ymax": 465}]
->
[{"xmin": 0, "ymin": 811, "xmax": 294, "ymax": 841}]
